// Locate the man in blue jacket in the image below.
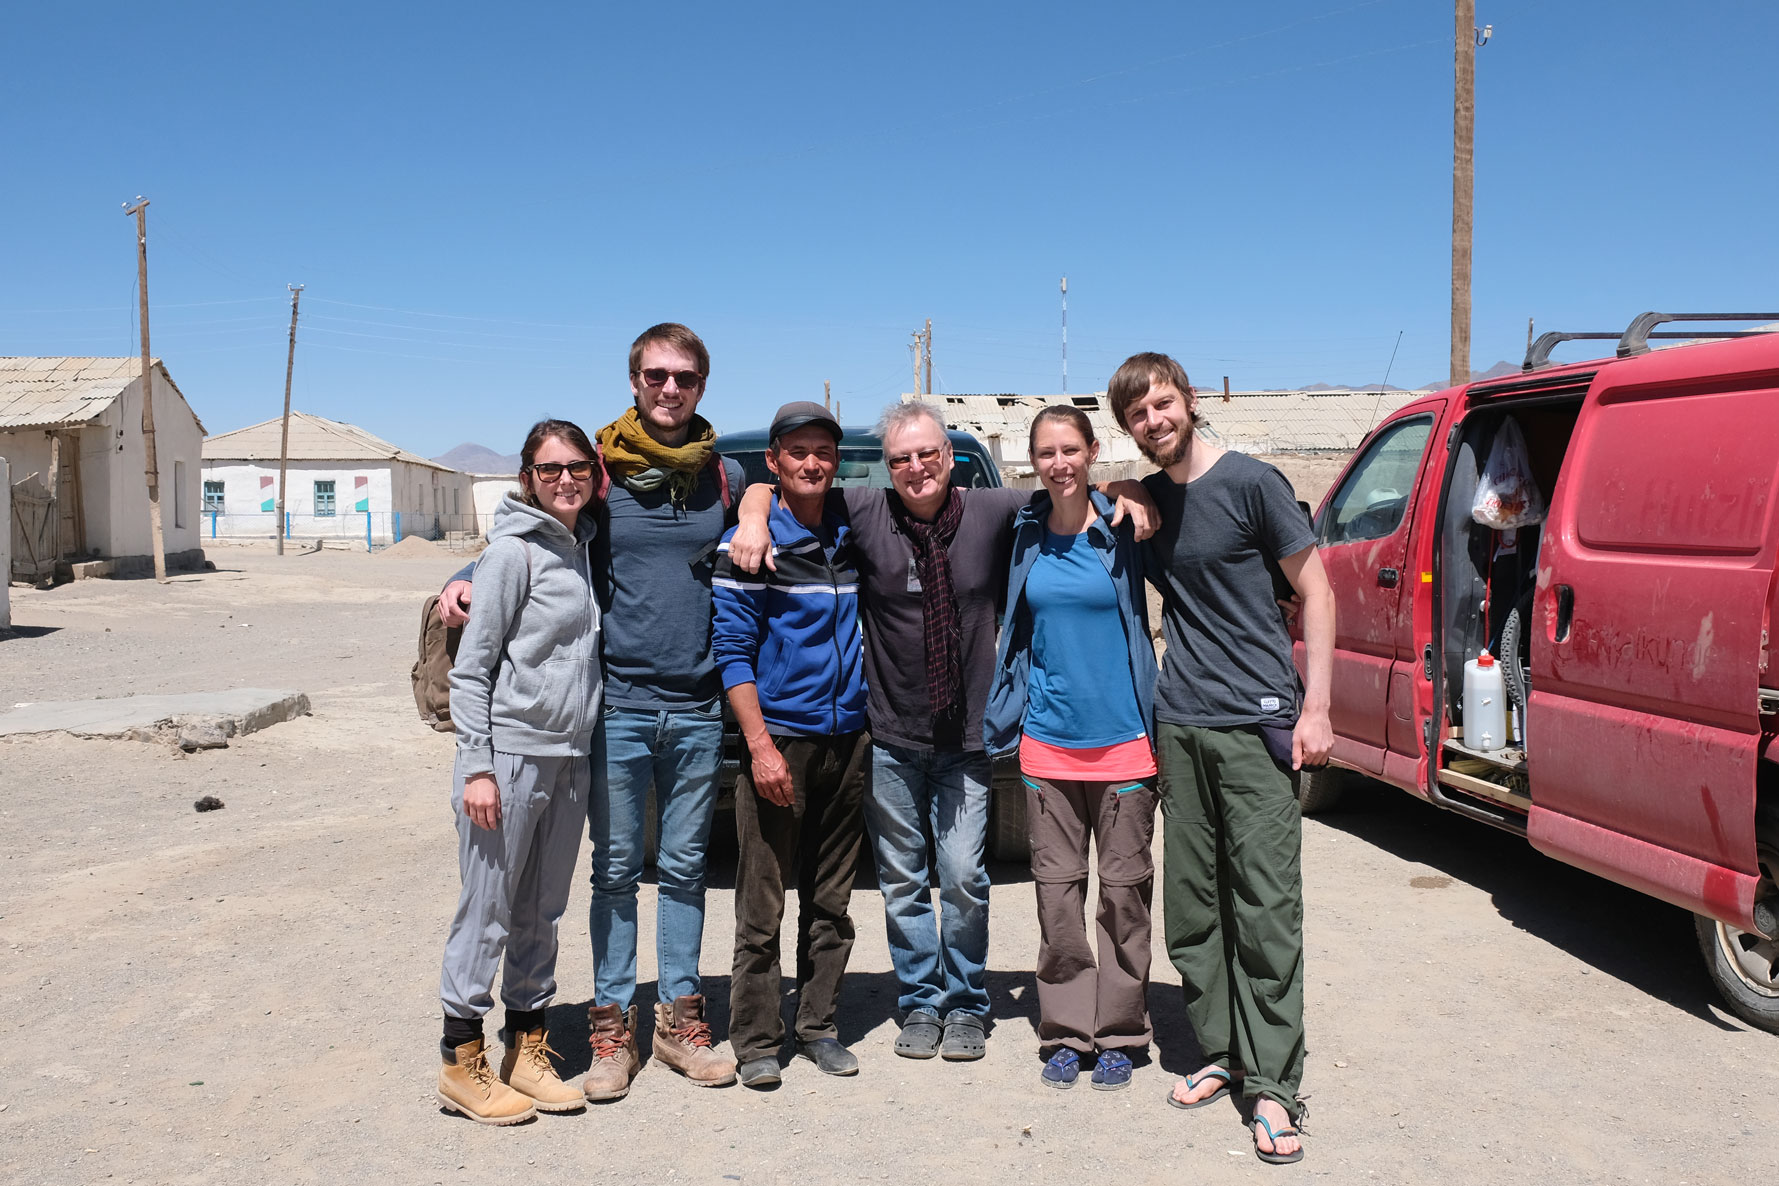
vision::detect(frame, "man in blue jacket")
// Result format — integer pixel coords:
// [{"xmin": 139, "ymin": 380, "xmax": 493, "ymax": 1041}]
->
[{"xmin": 711, "ymin": 401, "xmax": 870, "ymax": 1089}]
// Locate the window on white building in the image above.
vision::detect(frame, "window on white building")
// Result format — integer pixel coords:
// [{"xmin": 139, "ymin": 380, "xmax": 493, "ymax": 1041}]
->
[
  {"xmin": 203, "ymin": 480, "xmax": 225, "ymax": 512},
  {"xmin": 315, "ymin": 480, "xmax": 336, "ymax": 517}
]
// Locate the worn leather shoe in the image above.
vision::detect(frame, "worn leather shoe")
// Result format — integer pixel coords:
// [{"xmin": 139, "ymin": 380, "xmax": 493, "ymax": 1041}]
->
[
  {"xmin": 738, "ymin": 1057, "xmax": 782, "ymax": 1089},
  {"xmin": 499, "ymin": 1028, "xmax": 585, "ymax": 1112},
  {"xmin": 651, "ymin": 995, "xmax": 737, "ymax": 1087},
  {"xmin": 796, "ymin": 1038, "xmax": 859, "ymax": 1076},
  {"xmin": 581, "ymin": 1003, "xmax": 640, "ymax": 1101}
]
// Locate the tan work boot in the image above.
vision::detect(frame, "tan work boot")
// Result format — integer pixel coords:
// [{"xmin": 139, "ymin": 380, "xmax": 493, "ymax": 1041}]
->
[
  {"xmin": 437, "ymin": 1038, "xmax": 537, "ymax": 1125},
  {"xmin": 581, "ymin": 1003, "xmax": 640, "ymax": 1101},
  {"xmin": 651, "ymin": 994, "xmax": 738, "ymax": 1087},
  {"xmin": 499, "ymin": 1027, "xmax": 586, "ymax": 1112}
]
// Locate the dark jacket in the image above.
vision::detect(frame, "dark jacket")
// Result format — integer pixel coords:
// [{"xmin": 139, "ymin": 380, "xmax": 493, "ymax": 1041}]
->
[{"xmin": 982, "ymin": 488, "xmax": 1156, "ymax": 758}]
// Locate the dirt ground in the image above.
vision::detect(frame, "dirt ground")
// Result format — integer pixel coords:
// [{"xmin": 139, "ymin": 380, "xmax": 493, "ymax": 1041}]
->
[{"xmin": 2, "ymin": 527, "xmax": 1774, "ymax": 1186}]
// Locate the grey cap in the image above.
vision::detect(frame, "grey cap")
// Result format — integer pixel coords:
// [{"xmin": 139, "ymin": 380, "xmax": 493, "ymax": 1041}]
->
[{"xmin": 769, "ymin": 400, "xmax": 844, "ymax": 444}]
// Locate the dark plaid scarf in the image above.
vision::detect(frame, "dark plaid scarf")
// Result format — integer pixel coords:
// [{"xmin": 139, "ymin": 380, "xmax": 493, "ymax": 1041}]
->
[{"xmin": 890, "ymin": 488, "xmax": 966, "ymax": 716}]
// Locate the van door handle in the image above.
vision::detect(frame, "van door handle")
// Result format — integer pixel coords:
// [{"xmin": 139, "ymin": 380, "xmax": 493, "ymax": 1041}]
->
[
  {"xmin": 1555, "ymin": 584, "xmax": 1574, "ymax": 642},
  {"xmin": 1377, "ymin": 567, "xmax": 1400, "ymax": 588}
]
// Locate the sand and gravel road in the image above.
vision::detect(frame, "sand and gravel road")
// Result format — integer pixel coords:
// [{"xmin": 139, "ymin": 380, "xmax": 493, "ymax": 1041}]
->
[{"xmin": 1, "ymin": 492, "xmax": 1774, "ymax": 1185}]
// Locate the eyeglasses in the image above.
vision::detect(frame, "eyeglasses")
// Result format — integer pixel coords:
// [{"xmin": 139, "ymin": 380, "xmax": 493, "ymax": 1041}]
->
[
  {"xmin": 527, "ymin": 460, "xmax": 597, "ymax": 481},
  {"xmin": 886, "ymin": 447, "xmax": 946, "ymax": 471},
  {"xmin": 634, "ymin": 368, "xmax": 705, "ymax": 390}
]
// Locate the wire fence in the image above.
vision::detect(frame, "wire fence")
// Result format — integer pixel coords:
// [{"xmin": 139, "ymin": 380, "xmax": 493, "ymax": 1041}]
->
[{"xmin": 199, "ymin": 511, "xmax": 488, "ymax": 552}]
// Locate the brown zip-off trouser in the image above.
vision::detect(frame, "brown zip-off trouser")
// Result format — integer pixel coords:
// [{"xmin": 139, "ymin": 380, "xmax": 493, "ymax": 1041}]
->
[{"xmin": 1022, "ymin": 773, "xmax": 1159, "ymax": 1054}]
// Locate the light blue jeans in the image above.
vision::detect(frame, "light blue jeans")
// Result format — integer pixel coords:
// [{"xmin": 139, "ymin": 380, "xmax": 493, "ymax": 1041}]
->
[
  {"xmin": 588, "ymin": 702, "xmax": 723, "ymax": 1010},
  {"xmin": 864, "ymin": 741, "xmax": 993, "ymax": 1019}
]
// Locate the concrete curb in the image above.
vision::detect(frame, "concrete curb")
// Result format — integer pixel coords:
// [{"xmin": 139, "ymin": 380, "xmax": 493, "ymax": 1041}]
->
[{"xmin": 0, "ymin": 689, "xmax": 312, "ymax": 745}]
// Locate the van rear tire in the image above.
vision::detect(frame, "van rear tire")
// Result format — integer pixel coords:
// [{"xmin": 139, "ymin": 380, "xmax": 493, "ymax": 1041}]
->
[
  {"xmin": 1693, "ymin": 815, "xmax": 1779, "ymax": 1033},
  {"xmin": 1295, "ymin": 765, "xmax": 1347, "ymax": 815}
]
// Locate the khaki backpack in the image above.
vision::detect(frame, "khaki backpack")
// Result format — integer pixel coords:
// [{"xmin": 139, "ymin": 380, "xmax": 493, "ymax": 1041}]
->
[{"xmin": 411, "ymin": 595, "xmax": 462, "ymax": 733}]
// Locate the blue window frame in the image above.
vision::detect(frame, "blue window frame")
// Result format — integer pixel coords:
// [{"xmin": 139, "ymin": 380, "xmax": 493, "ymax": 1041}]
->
[
  {"xmin": 203, "ymin": 480, "xmax": 225, "ymax": 512},
  {"xmin": 314, "ymin": 480, "xmax": 336, "ymax": 517}
]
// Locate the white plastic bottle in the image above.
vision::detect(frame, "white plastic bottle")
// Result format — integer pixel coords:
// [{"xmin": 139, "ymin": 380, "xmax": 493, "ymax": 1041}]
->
[{"xmin": 1464, "ymin": 650, "xmax": 1507, "ymax": 752}]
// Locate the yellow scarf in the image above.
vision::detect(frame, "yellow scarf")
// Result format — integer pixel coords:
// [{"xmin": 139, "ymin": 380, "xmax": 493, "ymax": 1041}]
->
[{"xmin": 596, "ymin": 407, "xmax": 717, "ymax": 505}]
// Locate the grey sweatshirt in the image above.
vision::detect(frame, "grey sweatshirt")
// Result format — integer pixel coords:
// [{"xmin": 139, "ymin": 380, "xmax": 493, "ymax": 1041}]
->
[{"xmin": 449, "ymin": 495, "xmax": 602, "ymax": 775}]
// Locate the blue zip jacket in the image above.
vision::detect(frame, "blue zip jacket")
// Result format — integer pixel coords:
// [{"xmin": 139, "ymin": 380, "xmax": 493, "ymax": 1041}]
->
[
  {"xmin": 983, "ymin": 488, "xmax": 1156, "ymax": 759},
  {"xmin": 712, "ymin": 495, "xmax": 868, "ymax": 736}
]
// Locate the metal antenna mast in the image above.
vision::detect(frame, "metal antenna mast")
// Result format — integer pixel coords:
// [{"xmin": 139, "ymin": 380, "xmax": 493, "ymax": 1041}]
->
[{"xmin": 1060, "ymin": 276, "xmax": 1068, "ymax": 396}]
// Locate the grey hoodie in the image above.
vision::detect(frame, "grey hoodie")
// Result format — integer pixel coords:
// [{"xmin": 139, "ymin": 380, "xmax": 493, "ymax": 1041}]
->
[{"xmin": 449, "ymin": 495, "xmax": 602, "ymax": 776}]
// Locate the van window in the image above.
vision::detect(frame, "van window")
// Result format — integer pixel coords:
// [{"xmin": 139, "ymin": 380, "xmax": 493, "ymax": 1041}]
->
[{"xmin": 1321, "ymin": 415, "xmax": 1433, "ymax": 545}]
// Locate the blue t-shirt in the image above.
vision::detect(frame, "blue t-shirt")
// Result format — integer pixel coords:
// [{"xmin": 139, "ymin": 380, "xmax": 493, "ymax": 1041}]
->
[{"xmin": 1021, "ymin": 528, "xmax": 1147, "ymax": 748}]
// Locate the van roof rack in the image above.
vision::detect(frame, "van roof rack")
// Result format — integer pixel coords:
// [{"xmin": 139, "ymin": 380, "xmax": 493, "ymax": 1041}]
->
[{"xmin": 1523, "ymin": 311, "xmax": 1779, "ymax": 372}]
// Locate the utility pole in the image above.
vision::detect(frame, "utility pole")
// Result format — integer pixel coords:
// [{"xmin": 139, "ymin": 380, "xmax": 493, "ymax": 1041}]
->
[
  {"xmin": 122, "ymin": 197, "xmax": 167, "ymax": 583},
  {"xmin": 1060, "ymin": 277, "xmax": 1069, "ymax": 396},
  {"xmin": 924, "ymin": 318, "xmax": 933, "ymax": 397},
  {"xmin": 824, "ymin": 380, "xmax": 831, "ymax": 412},
  {"xmin": 1451, "ymin": 4, "xmax": 1490, "ymax": 387},
  {"xmin": 275, "ymin": 284, "xmax": 304, "ymax": 556}
]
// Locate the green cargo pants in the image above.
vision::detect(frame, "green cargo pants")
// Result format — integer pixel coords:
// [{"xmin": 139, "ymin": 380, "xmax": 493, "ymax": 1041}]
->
[{"xmin": 1157, "ymin": 721, "xmax": 1305, "ymax": 1118}]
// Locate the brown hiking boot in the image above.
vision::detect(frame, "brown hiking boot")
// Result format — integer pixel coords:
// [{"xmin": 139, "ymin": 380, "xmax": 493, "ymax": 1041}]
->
[
  {"xmin": 437, "ymin": 1038, "xmax": 537, "ymax": 1126},
  {"xmin": 581, "ymin": 1003, "xmax": 640, "ymax": 1101},
  {"xmin": 499, "ymin": 1027, "xmax": 586, "ymax": 1112},
  {"xmin": 651, "ymin": 994, "xmax": 738, "ymax": 1087}
]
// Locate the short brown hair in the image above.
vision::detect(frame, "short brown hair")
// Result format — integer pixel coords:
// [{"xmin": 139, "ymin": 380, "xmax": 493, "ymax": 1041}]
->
[
  {"xmin": 628, "ymin": 323, "xmax": 710, "ymax": 380},
  {"xmin": 1107, "ymin": 352, "xmax": 1196, "ymax": 431}
]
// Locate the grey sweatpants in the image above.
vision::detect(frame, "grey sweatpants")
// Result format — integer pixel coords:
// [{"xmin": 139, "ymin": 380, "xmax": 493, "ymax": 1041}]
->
[{"xmin": 439, "ymin": 750, "xmax": 589, "ymax": 1021}]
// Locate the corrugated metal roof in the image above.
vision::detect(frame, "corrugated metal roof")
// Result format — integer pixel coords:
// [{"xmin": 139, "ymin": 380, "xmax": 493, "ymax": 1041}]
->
[
  {"xmin": 0, "ymin": 356, "xmax": 205, "ymax": 433},
  {"xmin": 202, "ymin": 410, "xmax": 459, "ymax": 472}
]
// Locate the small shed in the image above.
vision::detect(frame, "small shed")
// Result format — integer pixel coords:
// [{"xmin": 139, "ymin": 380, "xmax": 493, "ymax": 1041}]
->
[
  {"xmin": 201, "ymin": 411, "xmax": 474, "ymax": 545},
  {"xmin": 0, "ymin": 356, "xmax": 207, "ymax": 578}
]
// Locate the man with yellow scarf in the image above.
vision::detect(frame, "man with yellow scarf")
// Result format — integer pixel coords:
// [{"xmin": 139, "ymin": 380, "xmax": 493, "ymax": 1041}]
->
[{"xmin": 442, "ymin": 323, "xmax": 744, "ymax": 1100}]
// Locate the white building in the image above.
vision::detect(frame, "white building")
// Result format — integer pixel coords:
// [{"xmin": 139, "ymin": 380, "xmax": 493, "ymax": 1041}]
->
[
  {"xmin": 201, "ymin": 411, "xmax": 475, "ymax": 545},
  {"xmin": 469, "ymin": 473, "xmax": 519, "ymax": 535},
  {"xmin": 0, "ymin": 356, "xmax": 207, "ymax": 577}
]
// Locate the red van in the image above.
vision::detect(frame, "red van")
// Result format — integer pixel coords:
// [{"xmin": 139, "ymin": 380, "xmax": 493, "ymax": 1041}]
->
[{"xmin": 1298, "ymin": 312, "xmax": 1779, "ymax": 1032}]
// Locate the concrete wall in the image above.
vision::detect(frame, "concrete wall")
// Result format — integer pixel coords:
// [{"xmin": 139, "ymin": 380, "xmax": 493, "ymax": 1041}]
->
[
  {"xmin": 470, "ymin": 474, "xmax": 518, "ymax": 534},
  {"xmin": 104, "ymin": 370, "xmax": 204, "ymax": 560},
  {"xmin": 1, "ymin": 456, "xmax": 9, "ymax": 629}
]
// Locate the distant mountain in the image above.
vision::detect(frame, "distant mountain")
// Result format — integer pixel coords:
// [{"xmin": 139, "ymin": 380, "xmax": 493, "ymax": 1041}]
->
[
  {"xmin": 1414, "ymin": 359, "xmax": 1518, "ymax": 390},
  {"xmin": 1298, "ymin": 382, "xmax": 1417, "ymax": 393},
  {"xmin": 435, "ymin": 443, "xmax": 521, "ymax": 474}
]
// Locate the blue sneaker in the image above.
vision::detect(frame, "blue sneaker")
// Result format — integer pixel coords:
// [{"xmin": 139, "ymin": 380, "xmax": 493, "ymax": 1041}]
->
[
  {"xmin": 1040, "ymin": 1048, "xmax": 1079, "ymax": 1090},
  {"xmin": 1090, "ymin": 1050, "xmax": 1133, "ymax": 1091}
]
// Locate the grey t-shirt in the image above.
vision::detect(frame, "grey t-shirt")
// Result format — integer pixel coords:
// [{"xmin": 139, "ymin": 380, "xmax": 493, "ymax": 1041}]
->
[
  {"xmin": 1142, "ymin": 452, "xmax": 1316, "ymax": 728},
  {"xmin": 842, "ymin": 485, "xmax": 1029, "ymax": 752}
]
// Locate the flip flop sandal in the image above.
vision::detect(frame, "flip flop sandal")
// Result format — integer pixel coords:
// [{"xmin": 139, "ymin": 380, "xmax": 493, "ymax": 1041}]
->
[
  {"xmin": 1165, "ymin": 1068, "xmax": 1231, "ymax": 1110},
  {"xmin": 1251, "ymin": 1113, "xmax": 1305, "ymax": 1165}
]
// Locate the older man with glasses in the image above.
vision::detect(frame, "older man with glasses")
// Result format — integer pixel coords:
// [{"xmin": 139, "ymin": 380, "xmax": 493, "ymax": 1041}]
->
[
  {"xmin": 729, "ymin": 401, "xmax": 1155, "ymax": 1062},
  {"xmin": 440, "ymin": 323, "xmax": 744, "ymax": 1101}
]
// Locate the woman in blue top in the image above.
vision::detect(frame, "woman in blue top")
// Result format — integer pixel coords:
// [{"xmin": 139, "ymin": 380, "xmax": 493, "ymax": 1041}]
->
[{"xmin": 984, "ymin": 406, "xmax": 1159, "ymax": 1092}]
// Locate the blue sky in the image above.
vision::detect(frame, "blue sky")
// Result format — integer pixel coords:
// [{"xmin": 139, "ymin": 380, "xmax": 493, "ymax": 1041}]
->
[{"xmin": 4, "ymin": 1, "xmax": 1775, "ymax": 457}]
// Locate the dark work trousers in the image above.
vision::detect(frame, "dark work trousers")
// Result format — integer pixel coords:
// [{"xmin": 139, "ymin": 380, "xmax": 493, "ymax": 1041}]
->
[
  {"xmin": 729, "ymin": 730, "xmax": 870, "ymax": 1065},
  {"xmin": 1157, "ymin": 722, "xmax": 1306, "ymax": 1119},
  {"xmin": 1022, "ymin": 773, "xmax": 1159, "ymax": 1054}
]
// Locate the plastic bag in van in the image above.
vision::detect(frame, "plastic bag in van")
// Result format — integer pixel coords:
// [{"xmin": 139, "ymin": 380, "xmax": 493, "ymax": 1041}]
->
[{"xmin": 1472, "ymin": 417, "xmax": 1545, "ymax": 530}]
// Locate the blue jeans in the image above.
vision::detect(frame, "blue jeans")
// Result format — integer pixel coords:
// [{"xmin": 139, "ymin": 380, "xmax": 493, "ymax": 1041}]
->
[
  {"xmin": 588, "ymin": 702, "xmax": 723, "ymax": 1010},
  {"xmin": 864, "ymin": 741, "xmax": 993, "ymax": 1019}
]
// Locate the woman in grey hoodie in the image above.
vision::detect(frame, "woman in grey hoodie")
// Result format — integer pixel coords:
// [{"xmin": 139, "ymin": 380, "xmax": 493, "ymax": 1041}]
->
[{"xmin": 435, "ymin": 419, "xmax": 605, "ymax": 1125}]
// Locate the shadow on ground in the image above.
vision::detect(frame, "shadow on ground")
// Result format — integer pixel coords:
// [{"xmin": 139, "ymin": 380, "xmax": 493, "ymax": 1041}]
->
[{"xmin": 1313, "ymin": 777, "xmax": 1736, "ymax": 1030}]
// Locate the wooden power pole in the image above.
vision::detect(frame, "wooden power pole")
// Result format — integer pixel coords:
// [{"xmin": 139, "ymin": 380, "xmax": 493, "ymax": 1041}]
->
[
  {"xmin": 275, "ymin": 284, "xmax": 304, "ymax": 556},
  {"xmin": 824, "ymin": 380, "xmax": 831, "ymax": 412},
  {"xmin": 1451, "ymin": 2, "xmax": 1488, "ymax": 388},
  {"xmin": 924, "ymin": 318, "xmax": 933, "ymax": 397},
  {"xmin": 123, "ymin": 197, "xmax": 167, "ymax": 583}
]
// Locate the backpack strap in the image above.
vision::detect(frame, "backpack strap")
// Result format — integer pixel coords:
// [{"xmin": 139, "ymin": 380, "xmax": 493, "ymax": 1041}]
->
[{"xmin": 708, "ymin": 452, "xmax": 733, "ymax": 510}]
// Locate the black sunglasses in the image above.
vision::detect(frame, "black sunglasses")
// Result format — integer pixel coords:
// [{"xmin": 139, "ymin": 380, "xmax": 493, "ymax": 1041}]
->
[
  {"xmin": 527, "ymin": 460, "xmax": 597, "ymax": 481},
  {"xmin": 634, "ymin": 368, "xmax": 705, "ymax": 390}
]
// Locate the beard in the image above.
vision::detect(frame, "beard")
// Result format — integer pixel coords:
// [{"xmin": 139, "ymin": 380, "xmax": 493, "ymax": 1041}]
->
[{"xmin": 1134, "ymin": 424, "xmax": 1192, "ymax": 469}]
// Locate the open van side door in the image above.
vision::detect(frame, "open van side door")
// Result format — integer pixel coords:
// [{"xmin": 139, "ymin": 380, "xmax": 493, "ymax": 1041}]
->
[
  {"xmin": 1528, "ymin": 341, "xmax": 1779, "ymax": 931},
  {"xmin": 1311, "ymin": 406, "xmax": 1443, "ymax": 775}
]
